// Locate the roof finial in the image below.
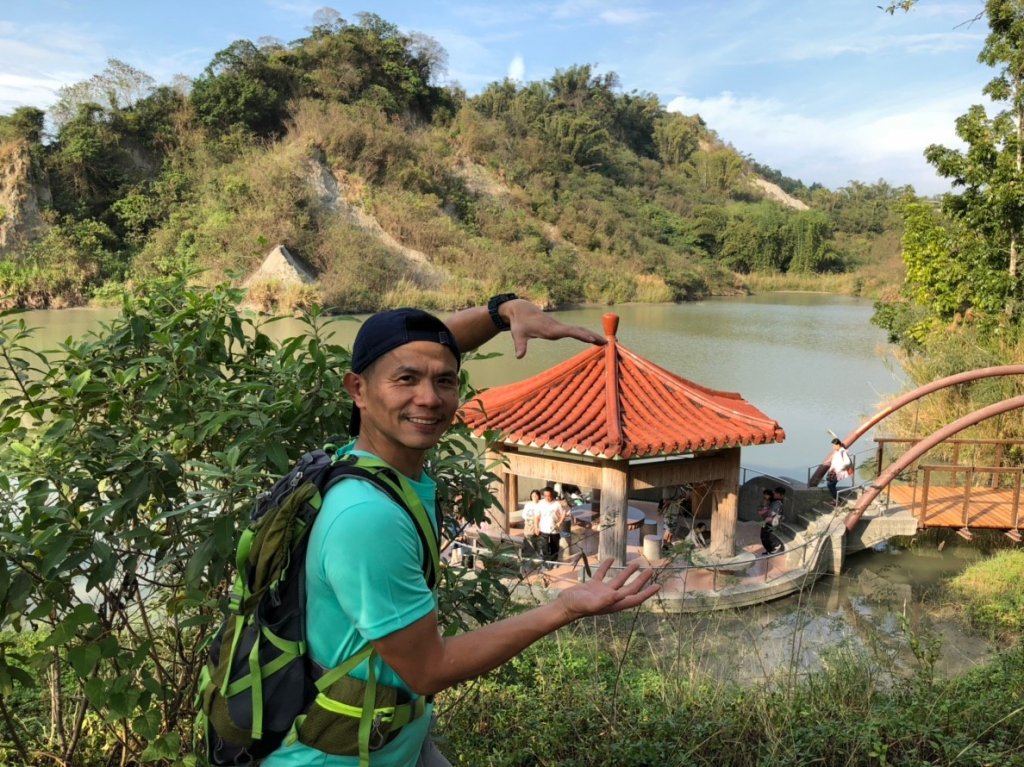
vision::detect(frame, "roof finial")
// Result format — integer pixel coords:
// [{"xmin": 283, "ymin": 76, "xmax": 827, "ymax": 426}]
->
[{"xmin": 602, "ymin": 313, "xmax": 619, "ymax": 339}]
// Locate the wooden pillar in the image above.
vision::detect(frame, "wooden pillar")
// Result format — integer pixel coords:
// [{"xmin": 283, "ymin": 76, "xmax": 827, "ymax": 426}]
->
[
  {"xmin": 708, "ymin": 448, "xmax": 740, "ymax": 559},
  {"xmin": 597, "ymin": 462, "xmax": 629, "ymax": 565},
  {"xmin": 492, "ymin": 465, "xmax": 513, "ymax": 532},
  {"xmin": 504, "ymin": 471, "xmax": 518, "ymax": 532}
]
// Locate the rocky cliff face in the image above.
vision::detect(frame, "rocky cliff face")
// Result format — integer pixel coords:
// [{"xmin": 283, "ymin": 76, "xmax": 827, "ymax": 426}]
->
[{"xmin": 0, "ymin": 140, "xmax": 49, "ymax": 255}]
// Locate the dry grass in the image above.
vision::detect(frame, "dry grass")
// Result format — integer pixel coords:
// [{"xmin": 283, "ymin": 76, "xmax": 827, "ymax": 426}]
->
[{"xmin": 633, "ymin": 273, "xmax": 675, "ymax": 303}]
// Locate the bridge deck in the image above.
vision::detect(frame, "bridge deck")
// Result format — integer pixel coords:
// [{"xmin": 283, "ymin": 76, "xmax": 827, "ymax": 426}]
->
[{"xmin": 885, "ymin": 484, "xmax": 1022, "ymax": 529}]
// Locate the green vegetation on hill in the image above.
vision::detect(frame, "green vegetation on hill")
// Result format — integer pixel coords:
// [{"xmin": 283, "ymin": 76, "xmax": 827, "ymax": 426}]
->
[{"xmin": 0, "ymin": 10, "xmax": 905, "ymax": 312}]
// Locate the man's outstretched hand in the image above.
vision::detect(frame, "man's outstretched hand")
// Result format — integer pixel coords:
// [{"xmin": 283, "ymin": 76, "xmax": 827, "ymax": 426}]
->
[
  {"xmin": 503, "ymin": 299, "xmax": 607, "ymax": 358},
  {"xmin": 555, "ymin": 558, "xmax": 660, "ymax": 619}
]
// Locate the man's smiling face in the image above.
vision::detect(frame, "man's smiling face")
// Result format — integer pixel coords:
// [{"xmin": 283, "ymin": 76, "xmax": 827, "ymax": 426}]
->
[{"xmin": 344, "ymin": 340, "xmax": 460, "ymax": 477}]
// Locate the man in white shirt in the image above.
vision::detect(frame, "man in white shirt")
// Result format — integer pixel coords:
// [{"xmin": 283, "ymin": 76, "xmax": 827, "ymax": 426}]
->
[{"xmin": 535, "ymin": 487, "xmax": 567, "ymax": 561}]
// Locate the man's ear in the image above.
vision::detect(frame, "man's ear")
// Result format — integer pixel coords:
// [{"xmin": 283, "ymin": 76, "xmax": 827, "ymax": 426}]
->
[{"xmin": 343, "ymin": 371, "xmax": 365, "ymax": 407}]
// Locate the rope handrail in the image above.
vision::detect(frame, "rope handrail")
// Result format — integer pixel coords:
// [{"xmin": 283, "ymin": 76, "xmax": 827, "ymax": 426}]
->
[{"xmin": 453, "ymin": 523, "xmax": 835, "ymax": 579}]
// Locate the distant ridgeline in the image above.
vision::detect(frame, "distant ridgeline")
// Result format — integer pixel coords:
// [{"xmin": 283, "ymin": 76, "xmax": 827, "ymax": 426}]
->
[{"xmin": 0, "ymin": 11, "xmax": 907, "ymax": 312}]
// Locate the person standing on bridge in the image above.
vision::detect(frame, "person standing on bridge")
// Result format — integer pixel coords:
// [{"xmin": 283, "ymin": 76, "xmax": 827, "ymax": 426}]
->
[{"xmin": 823, "ymin": 438, "xmax": 854, "ymax": 505}]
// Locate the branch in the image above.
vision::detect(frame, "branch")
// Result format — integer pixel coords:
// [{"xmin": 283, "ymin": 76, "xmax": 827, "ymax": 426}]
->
[{"xmin": 0, "ymin": 693, "xmax": 29, "ymax": 763}]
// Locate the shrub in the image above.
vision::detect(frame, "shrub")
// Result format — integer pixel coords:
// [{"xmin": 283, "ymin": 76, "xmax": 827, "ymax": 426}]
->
[{"xmin": 949, "ymin": 550, "xmax": 1024, "ymax": 637}]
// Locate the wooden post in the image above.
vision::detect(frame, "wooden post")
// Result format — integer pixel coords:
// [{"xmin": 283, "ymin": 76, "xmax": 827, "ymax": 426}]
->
[
  {"xmin": 708, "ymin": 448, "xmax": 740, "ymax": 559},
  {"xmin": 494, "ymin": 470, "xmax": 510, "ymax": 532},
  {"xmin": 597, "ymin": 462, "xmax": 629, "ymax": 565},
  {"xmin": 505, "ymin": 472, "xmax": 518, "ymax": 532}
]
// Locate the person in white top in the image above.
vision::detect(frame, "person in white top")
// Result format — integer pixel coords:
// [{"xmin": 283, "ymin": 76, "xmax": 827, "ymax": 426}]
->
[
  {"xmin": 823, "ymin": 438, "xmax": 853, "ymax": 504},
  {"xmin": 520, "ymin": 489, "xmax": 542, "ymax": 559},
  {"xmin": 535, "ymin": 487, "xmax": 568, "ymax": 561}
]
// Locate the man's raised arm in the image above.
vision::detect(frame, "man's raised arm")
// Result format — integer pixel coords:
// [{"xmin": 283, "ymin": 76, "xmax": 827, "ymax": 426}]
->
[{"xmin": 446, "ymin": 296, "xmax": 607, "ymax": 358}]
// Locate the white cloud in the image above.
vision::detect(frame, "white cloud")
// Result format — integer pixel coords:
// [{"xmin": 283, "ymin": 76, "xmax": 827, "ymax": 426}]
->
[
  {"xmin": 507, "ymin": 54, "xmax": 525, "ymax": 82},
  {"xmin": 0, "ymin": 21, "xmax": 108, "ymax": 112},
  {"xmin": 666, "ymin": 87, "xmax": 978, "ymax": 194},
  {"xmin": 599, "ymin": 8, "xmax": 656, "ymax": 25},
  {"xmin": 262, "ymin": 0, "xmax": 320, "ymax": 17},
  {"xmin": 550, "ymin": 0, "xmax": 656, "ymax": 24},
  {"xmin": 779, "ymin": 31, "xmax": 982, "ymax": 62}
]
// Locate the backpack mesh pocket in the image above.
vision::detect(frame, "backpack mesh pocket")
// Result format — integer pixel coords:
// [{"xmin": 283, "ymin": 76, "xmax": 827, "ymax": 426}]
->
[{"xmin": 296, "ymin": 674, "xmax": 405, "ymax": 755}]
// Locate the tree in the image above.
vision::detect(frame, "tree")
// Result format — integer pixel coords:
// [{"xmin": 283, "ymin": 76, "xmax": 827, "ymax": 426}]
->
[
  {"xmin": 786, "ymin": 210, "xmax": 835, "ymax": 273},
  {"xmin": 49, "ymin": 103, "xmax": 128, "ymax": 214},
  {"xmin": 190, "ymin": 40, "xmax": 292, "ymax": 136},
  {"xmin": 287, "ymin": 12, "xmax": 445, "ymax": 117},
  {"xmin": 50, "ymin": 59, "xmax": 154, "ymax": 130},
  {"xmin": 0, "ymin": 106, "xmax": 45, "ymax": 144},
  {"xmin": 653, "ymin": 112, "xmax": 703, "ymax": 167},
  {"xmin": 922, "ymin": 0, "xmax": 1024, "ymax": 312}
]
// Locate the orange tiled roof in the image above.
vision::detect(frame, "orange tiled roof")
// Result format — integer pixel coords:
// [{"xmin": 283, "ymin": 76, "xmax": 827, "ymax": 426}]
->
[{"xmin": 460, "ymin": 313, "xmax": 785, "ymax": 460}]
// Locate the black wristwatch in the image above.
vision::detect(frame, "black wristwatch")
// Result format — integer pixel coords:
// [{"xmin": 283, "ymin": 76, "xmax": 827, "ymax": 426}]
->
[{"xmin": 487, "ymin": 293, "xmax": 518, "ymax": 331}]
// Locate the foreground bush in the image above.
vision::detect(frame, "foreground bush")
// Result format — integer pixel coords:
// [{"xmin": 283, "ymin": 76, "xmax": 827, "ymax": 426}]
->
[{"xmin": 440, "ymin": 622, "xmax": 1024, "ymax": 767}]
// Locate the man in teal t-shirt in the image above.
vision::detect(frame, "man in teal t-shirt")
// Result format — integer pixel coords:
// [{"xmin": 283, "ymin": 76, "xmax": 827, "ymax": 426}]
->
[{"xmin": 265, "ymin": 298, "xmax": 660, "ymax": 766}]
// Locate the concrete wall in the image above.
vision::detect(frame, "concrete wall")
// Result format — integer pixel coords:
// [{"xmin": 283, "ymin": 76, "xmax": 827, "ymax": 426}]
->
[{"xmin": 738, "ymin": 476, "xmax": 832, "ymax": 522}]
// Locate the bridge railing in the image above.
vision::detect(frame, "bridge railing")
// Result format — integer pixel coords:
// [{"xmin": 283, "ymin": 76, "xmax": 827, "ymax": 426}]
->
[
  {"xmin": 912, "ymin": 464, "xmax": 1023, "ymax": 530},
  {"xmin": 455, "ymin": 525, "xmax": 823, "ymax": 590},
  {"xmin": 875, "ymin": 436, "xmax": 1024, "ymax": 483}
]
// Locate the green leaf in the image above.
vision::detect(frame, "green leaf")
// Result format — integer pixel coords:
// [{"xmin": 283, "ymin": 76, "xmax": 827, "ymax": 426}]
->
[
  {"xmin": 67, "ymin": 643, "xmax": 102, "ymax": 677},
  {"xmin": 45, "ymin": 604, "xmax": 98, "ymax": 647},
  {"xmin": 156, "ymin": 450, "xmax": 182, "ymax": 478},
  {"xmin": 0, "ymin": 557, "xmax": 10, "ymax": 601},
  {"xmin": 84, "ymin": 677, "xmax": 107, "ymax": 709},
  {"xmin": 132, "ymin": 706, "xmax": 162, "ymax": 741},
  {"xmin": 266, "ymin": 440, "xmax": 289, "ymax": 473},
  {"xmin": 0, "ymin": 661, "xmax": 30, "ymax": 695},
  {"xmin": 68, "ymin": 369, "xmax": 91, "ymax": 395},
  {"xmin": 185, "ymin": 537, "xmax": 217, "ymax": 588},
  {"xmin": 42, "ymin": 417, "xmax": 74, "ymax": 441},
  {"xmin": 307, "ymin": 337, "xmax": 326, "ymax": 367},
  {"xmin": 141, "ymin": 732, "xmax": 180, "ymax": 761},
  {"xmin": 39, "ymin": 530, "xmax": 78, "ymax": 577}
]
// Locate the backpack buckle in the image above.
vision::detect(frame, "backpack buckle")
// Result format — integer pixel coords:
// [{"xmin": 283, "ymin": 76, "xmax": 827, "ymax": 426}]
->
[{"xmin": 369, "ymin": 713, "xmax": 390, "ymax": 750}]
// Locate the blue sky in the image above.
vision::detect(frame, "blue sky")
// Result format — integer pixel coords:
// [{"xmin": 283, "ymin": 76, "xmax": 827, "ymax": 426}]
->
[{"xmin": 0, "ymin": 0, "xmax": 995, "ymax": 194}]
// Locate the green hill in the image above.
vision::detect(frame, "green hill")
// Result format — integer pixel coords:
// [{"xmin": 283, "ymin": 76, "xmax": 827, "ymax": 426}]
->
[{"xmin": 0, "ymin": 11, "xmax": 908, "ymax": 312}]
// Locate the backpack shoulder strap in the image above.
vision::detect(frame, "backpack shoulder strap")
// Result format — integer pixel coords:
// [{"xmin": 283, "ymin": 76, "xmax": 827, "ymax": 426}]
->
[{"xmin": 321, "ymin": 455, "xmax": 441, "ymax": 589}]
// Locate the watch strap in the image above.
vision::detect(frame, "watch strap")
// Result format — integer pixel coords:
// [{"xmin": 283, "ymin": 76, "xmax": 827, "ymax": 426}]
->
[{"xmin": 487, "ymin": 293, "xmax": 518, "ymax": 331}]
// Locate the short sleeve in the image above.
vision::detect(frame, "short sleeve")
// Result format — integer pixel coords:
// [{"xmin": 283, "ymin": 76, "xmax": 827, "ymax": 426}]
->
[{"xmin": 313, "ymin": 481, "xmax": 436, "ymax": 641}]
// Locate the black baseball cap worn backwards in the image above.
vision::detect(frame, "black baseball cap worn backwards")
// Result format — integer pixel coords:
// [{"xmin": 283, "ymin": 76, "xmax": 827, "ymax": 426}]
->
[{"xmin": 349, "ymin": 308, "xmax": 462, "ymax": 435}]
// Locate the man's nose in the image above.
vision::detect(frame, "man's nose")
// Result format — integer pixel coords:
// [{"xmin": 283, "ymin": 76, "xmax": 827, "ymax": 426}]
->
[{"xmin": 414, "ymin": 380, "xmax": 444, "ymax": 405}]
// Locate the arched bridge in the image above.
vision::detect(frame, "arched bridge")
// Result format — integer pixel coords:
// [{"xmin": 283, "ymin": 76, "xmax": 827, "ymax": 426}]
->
[{"xmin": 806, "ymin": 365, "xmax": 1024, "ymax": 541}]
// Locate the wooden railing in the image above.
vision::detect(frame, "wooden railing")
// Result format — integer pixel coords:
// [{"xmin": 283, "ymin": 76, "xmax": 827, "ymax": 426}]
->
[
  {"xmin": 911, "ymin": 465, "xmax": 1024, "ymax": 531},
  {"xmin": 875, "ymin": 437, "xmax": 1024, "ymax": 487},
  {"xmin": 870, "ymin": 437, "xmax": 1024, "ymax": 533}
]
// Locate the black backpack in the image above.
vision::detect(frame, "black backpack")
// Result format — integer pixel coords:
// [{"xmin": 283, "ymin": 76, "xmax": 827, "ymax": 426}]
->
[{"xmin": 197, "ymin": 448, "xmax": 441, "ymax": 766}]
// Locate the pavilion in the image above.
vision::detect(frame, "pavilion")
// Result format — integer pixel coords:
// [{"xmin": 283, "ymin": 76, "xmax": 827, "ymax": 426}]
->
[{"xmin": 459, "ymin": 313, "xmax": 785, "ymax": 565}]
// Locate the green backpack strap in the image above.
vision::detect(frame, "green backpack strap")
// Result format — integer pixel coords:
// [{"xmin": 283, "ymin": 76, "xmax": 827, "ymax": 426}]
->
[
  {"xmin": 328, "ymin": 455, "xmax": 441, "ymax": 588},
  {"xmin": 305, "ymin": 455, "xmax": 440, "ymax": 764}
]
